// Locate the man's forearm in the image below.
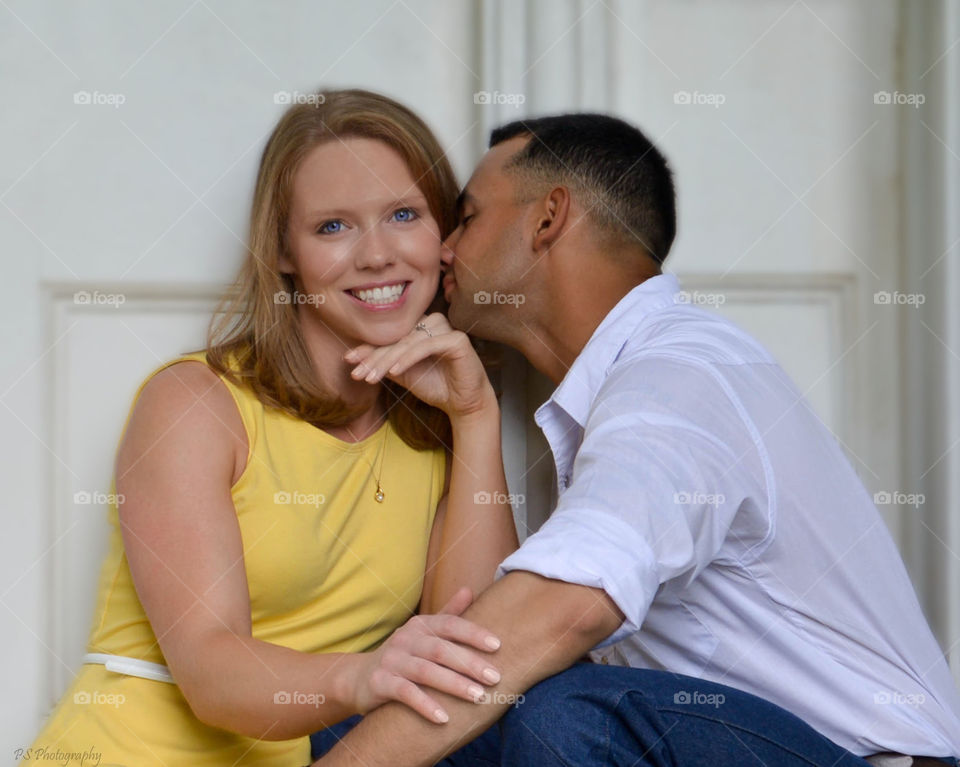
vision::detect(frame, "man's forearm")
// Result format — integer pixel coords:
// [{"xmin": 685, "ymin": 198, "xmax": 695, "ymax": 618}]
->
[{"xmin": 314, "ymin": 571, "xmax": 624, "ymax": 767}]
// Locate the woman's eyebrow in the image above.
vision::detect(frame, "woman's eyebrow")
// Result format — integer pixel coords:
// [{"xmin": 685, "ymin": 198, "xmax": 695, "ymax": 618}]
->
[{"xmin": 303, "ymin": 194, "xmax": 429, "ymax": 219}]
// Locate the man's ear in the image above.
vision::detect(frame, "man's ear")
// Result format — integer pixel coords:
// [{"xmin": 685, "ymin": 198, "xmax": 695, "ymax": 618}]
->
[{"xmin": 531, "ymin": 186, "xmax": 572, "ymax": 254}]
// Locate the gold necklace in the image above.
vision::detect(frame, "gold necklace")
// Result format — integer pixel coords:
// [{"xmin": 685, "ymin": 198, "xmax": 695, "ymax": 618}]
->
[{"xmin": 359, "ymin": 420, "xmax": 389, "ymax": 503}]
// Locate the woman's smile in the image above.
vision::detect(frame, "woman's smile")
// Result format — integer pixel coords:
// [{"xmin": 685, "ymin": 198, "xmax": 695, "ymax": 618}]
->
[{"xmin": 345, "ymin": 279, "xmax": 412, "ymax": 310}]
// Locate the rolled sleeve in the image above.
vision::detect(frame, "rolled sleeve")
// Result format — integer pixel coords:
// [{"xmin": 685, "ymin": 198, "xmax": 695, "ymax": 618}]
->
[
  {"xmin": 496, "ymin": 355, "xmax": 769, "ymax": 649},
  {"xmin": 496, "ymin": 507, "xmax": 659, "ymax": 646}
]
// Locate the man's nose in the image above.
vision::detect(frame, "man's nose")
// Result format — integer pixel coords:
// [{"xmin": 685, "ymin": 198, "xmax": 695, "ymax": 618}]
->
[{"xmin": 440, "ymin": 235, "xmax": 457, "ymax": 266}]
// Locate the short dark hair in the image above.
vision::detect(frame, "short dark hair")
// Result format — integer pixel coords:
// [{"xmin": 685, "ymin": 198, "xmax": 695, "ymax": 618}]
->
[{"xmin": 490, "ymin": 114, "xmax": 676, "ymax": 264}]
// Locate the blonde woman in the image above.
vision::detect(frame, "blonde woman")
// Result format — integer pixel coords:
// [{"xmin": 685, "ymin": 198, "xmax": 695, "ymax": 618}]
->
[{"xmin": 23, "ymin": 89, "xmax": 518, "ymax": 766}]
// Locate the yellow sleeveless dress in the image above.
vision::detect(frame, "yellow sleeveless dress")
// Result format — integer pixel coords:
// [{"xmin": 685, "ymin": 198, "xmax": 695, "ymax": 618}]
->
[{"xmin": 24, "ymin": 351, "xmax": 446, "ymax": 766}]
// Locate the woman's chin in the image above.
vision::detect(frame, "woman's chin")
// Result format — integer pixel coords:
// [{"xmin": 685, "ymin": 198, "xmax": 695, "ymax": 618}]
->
[{"xmin": 352, "ymin": 313, "xmax": 428, "ymax": 349}]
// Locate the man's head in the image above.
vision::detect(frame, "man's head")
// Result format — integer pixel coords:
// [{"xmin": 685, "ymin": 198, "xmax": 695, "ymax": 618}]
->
[{"xmin": 442, "ymin": 113, "xmax": 676, "ymax": 353}]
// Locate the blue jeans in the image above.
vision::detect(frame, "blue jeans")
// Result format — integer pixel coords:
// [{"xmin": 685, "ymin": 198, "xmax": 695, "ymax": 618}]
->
[{"xmin": 310, "ymin": 663, "xmax": 959, "ymax": 766}]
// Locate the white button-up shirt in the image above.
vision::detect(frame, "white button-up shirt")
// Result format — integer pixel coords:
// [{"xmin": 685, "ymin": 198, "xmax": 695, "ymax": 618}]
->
[{"xmin": 497, "ymin": 273, "xmax": 960, "ymax": 757}]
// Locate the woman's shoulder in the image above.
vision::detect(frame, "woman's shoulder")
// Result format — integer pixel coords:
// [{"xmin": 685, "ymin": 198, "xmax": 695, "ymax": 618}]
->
[{"xmin": 118, "ymin": 353, "xmax": 248, "ymax": 483}]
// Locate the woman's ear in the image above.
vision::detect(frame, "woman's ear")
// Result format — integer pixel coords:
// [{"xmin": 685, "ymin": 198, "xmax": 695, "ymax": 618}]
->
[
  {"xmin": 277, "ymin": 246, "xmax": 296, "ymax": 275},
  {"xmin": 531, "ymin": 185, "xmax": 572, "ymax": 254}
]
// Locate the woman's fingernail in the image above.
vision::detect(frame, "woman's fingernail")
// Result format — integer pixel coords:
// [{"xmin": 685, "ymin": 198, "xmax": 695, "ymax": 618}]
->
[
  {"xmin": 482, "ymin": 667, "xmax": 500, "ymax": 684},
  {"xmin": 484, "ymin": 636, "xmax": 501, "ymax": 650},
  {"xmin": 435, "ymin": 709, "xmax": 449, "ymax": 723},
  {"xmin": 344, "ymin": 349, "xmax": 358, "ymax": 361},
  {"xmin": 468, "ymin": 684, "xmax": 484, "ymax": 701},
  {"xmin": 364, "ymin": 369, "xmax": 378, "ymax": 382}
]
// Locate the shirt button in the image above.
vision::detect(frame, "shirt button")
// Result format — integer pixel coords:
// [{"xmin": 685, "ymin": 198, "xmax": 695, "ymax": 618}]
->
[
  {"xmin": 560, "ymin": 473, "xmax": 571, "ymax": 489},
  {"xmin": 600, "ymin": 656, "xmax": 609, "ymax": 665}
]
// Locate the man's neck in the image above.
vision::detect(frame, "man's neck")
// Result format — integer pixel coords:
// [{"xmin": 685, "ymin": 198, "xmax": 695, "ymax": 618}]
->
[{"xmin": 515, "ymin": 278, "xmax": 651, "ymax": 385}]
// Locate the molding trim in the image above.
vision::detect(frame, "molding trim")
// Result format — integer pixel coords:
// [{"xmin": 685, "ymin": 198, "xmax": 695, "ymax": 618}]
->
[
  {"xmin": 901, "ymin": 0, "xmax": 960, "ymax": 680},
  {"xmin": 43, "ymin": 282, "xmax": 225, "ymax": 698}
]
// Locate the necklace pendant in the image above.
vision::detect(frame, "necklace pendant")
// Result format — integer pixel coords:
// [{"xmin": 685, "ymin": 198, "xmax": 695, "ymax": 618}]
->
[{"xmin": 374, "ymin": 484, "xmax": 385, "ymax": 503}]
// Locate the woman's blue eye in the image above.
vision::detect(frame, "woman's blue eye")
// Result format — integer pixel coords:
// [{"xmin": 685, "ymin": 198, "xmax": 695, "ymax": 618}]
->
[
  {"xmin": 317, "ymin": 220, "xmax": 343, "ymax": 234},
  {"xmin": 392, "ymin": 208, "xmax": 418, "ymax": 223}
]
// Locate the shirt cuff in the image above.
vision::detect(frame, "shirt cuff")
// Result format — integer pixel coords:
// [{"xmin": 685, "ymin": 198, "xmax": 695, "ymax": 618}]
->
[{"xmin": 495, "ymin": 508, "xmax": 658, "ymax": 647}]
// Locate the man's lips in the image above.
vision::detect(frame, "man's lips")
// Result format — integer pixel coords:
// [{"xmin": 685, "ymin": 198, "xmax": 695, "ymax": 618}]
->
[{"xmin": 442, "ymin": 272, "xmax": 456, "ymax": 299}]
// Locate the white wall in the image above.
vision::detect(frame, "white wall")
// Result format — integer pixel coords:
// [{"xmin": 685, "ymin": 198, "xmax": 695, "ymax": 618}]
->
[{"xmin": 1, "ymin": 0, "xmax": 957, "ymax": 754}]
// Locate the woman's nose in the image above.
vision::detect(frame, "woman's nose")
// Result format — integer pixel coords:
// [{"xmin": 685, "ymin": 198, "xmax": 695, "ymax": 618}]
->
[{"xmin": 353, "ymin": 228, "xmax": 396, "ymax": 270}]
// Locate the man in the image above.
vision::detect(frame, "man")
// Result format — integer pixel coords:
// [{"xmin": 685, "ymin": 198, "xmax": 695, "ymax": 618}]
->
[{"xmin": 313, "ymin": 114, "xmax": 960, "ymax": 765}]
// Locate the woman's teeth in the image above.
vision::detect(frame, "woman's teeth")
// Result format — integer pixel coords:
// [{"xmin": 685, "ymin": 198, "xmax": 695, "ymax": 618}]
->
[{"xmin": 350, "ymin": 282, "xmax": 406, "ymax": 305}]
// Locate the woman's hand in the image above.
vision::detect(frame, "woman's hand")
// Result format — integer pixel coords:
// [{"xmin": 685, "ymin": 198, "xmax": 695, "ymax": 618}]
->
[
  {"xmin": 343, "ymin": 313, "xmax": 495, "ymax": 420},
  {"xmin": 349, "ymin": 587, "xmax": 502, "ymax": 723}
]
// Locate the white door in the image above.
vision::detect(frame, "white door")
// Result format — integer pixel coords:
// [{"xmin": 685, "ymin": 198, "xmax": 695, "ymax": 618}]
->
[{"xmin": 2, "ymin": 1, "xmax": 958, "ymax": 755}]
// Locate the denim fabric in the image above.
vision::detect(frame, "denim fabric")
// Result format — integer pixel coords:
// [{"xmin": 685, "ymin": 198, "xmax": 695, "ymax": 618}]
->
[{"xmin": 309, "ymin": 663, "xmax": 959, "ymax": 766}]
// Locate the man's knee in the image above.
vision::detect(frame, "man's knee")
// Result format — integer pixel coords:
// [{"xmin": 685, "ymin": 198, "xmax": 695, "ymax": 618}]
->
[{"xmin": 502, "ymin": 662, "xmax": 658, "ymax": 729}]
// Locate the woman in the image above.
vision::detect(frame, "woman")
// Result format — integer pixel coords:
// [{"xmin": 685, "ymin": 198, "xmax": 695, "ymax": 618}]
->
[{"xmin": 23, "ymin": 88, "xmax": 518, "ymax": 765}]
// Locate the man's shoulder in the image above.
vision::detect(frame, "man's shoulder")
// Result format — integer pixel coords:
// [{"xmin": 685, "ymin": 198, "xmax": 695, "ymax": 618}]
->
[{"xmin": 623, "ymin": 301, "xmax": 777, "ymax": 368}]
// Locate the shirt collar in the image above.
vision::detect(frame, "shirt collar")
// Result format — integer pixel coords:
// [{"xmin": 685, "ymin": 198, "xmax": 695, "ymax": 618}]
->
[{"xmin": 536, "ymin": 272, "xmax": 681, "ymax": 429}]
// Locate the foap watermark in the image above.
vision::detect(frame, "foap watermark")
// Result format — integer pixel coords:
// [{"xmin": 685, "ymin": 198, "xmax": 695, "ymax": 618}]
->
[
  {"xmin": 874, "ymin": 491, "xmax": 925, "ymax": 509},
  {"xmin": 674, "ymin": 491, "xmax": 725, "ymax": 507},
  {"xmin": 474, "ymin": 490, "xmax": 525, "ymax": 507},
  {"xmin": 74, "ymin": 490, "xmax": 125, "ymax": 507},
  {"xmin": 474, "ymin": 290, "xmax": 525, "ymax": 307},
  {"xmin": 673, "ymin": 690, "xmax": 725, "ymax": 708},
  {"xmin": 74, "ymin": 290, "xmax": 125, "ymax": 308},
  {"xmin": 275, "ymin": 290, "xmax": 325, "ymax": 306},
  {"xmin": 473, "ymin": 90, "xmax": 525, "ymax": 108},
  {"xmin": 274, "ymin": 490, "xmax": 325, "ymax": 508},
  {"xmin": 873, "ymin": 690, "xmax": 925, "ymax": 707},
  {"xmin": 673, "ymin": 90, "xmax": 726, "ymax": 108},
  {"xmin": 274, "ymin": 90, "xmax": 325, "ymax": 107},
  {"xmin": 74, "ymin": 690, "xmax": 125, "ymax": 708},
  {"xmin": 874, "ymin": 90, "xmax": 925, "ymax": 108},
  {"xmin": 14, "ymin": 746, "xmax": 103, "ymax": 765},
  {"xmin": 73, "ymin": 90, "xmax": 126, "ymax": 108},
  {"xmin": 874, "ymin": 291, "xmax": 925, "ymax": 307},
  {"xmin": 478, "ymin": 691, "xmax": 525, "ymax": 708},
  {"xmin": 273, "ymin": 690, "xmax": 326, "ymax": 707},
  {"xmin": 676, "ymin": 290, "xmax": 726, "ymax": 307}
]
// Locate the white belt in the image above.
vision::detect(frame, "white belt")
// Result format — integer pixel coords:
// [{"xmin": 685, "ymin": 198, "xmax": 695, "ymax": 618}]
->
[{"xmin": 82, "ymin": 652, "xmax": 175, "ymax": 684}]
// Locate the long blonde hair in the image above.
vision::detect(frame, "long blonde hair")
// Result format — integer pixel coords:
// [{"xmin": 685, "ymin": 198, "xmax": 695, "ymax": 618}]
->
[{"xmin": 205, "ymin": 89, "xmax": 459, "ymax": 450}]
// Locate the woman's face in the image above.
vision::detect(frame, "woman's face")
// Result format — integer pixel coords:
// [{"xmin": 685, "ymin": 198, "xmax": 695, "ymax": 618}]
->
[{"xmin": 281, "ymin": 137, "xmax": 443, "ymax": 350}]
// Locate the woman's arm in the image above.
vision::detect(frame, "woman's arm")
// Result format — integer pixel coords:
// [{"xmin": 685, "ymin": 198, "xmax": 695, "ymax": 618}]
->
[
  {"xmin": 420, "ymin": 396, "xmax": 518, "ymax": 614},
  {"xmin": 344, "ymin": 314, "xmax": 519, "ymax": 615},
  {"xmin": 116, "ymin": 362, "xmax": 502, "ymax": 739}
]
